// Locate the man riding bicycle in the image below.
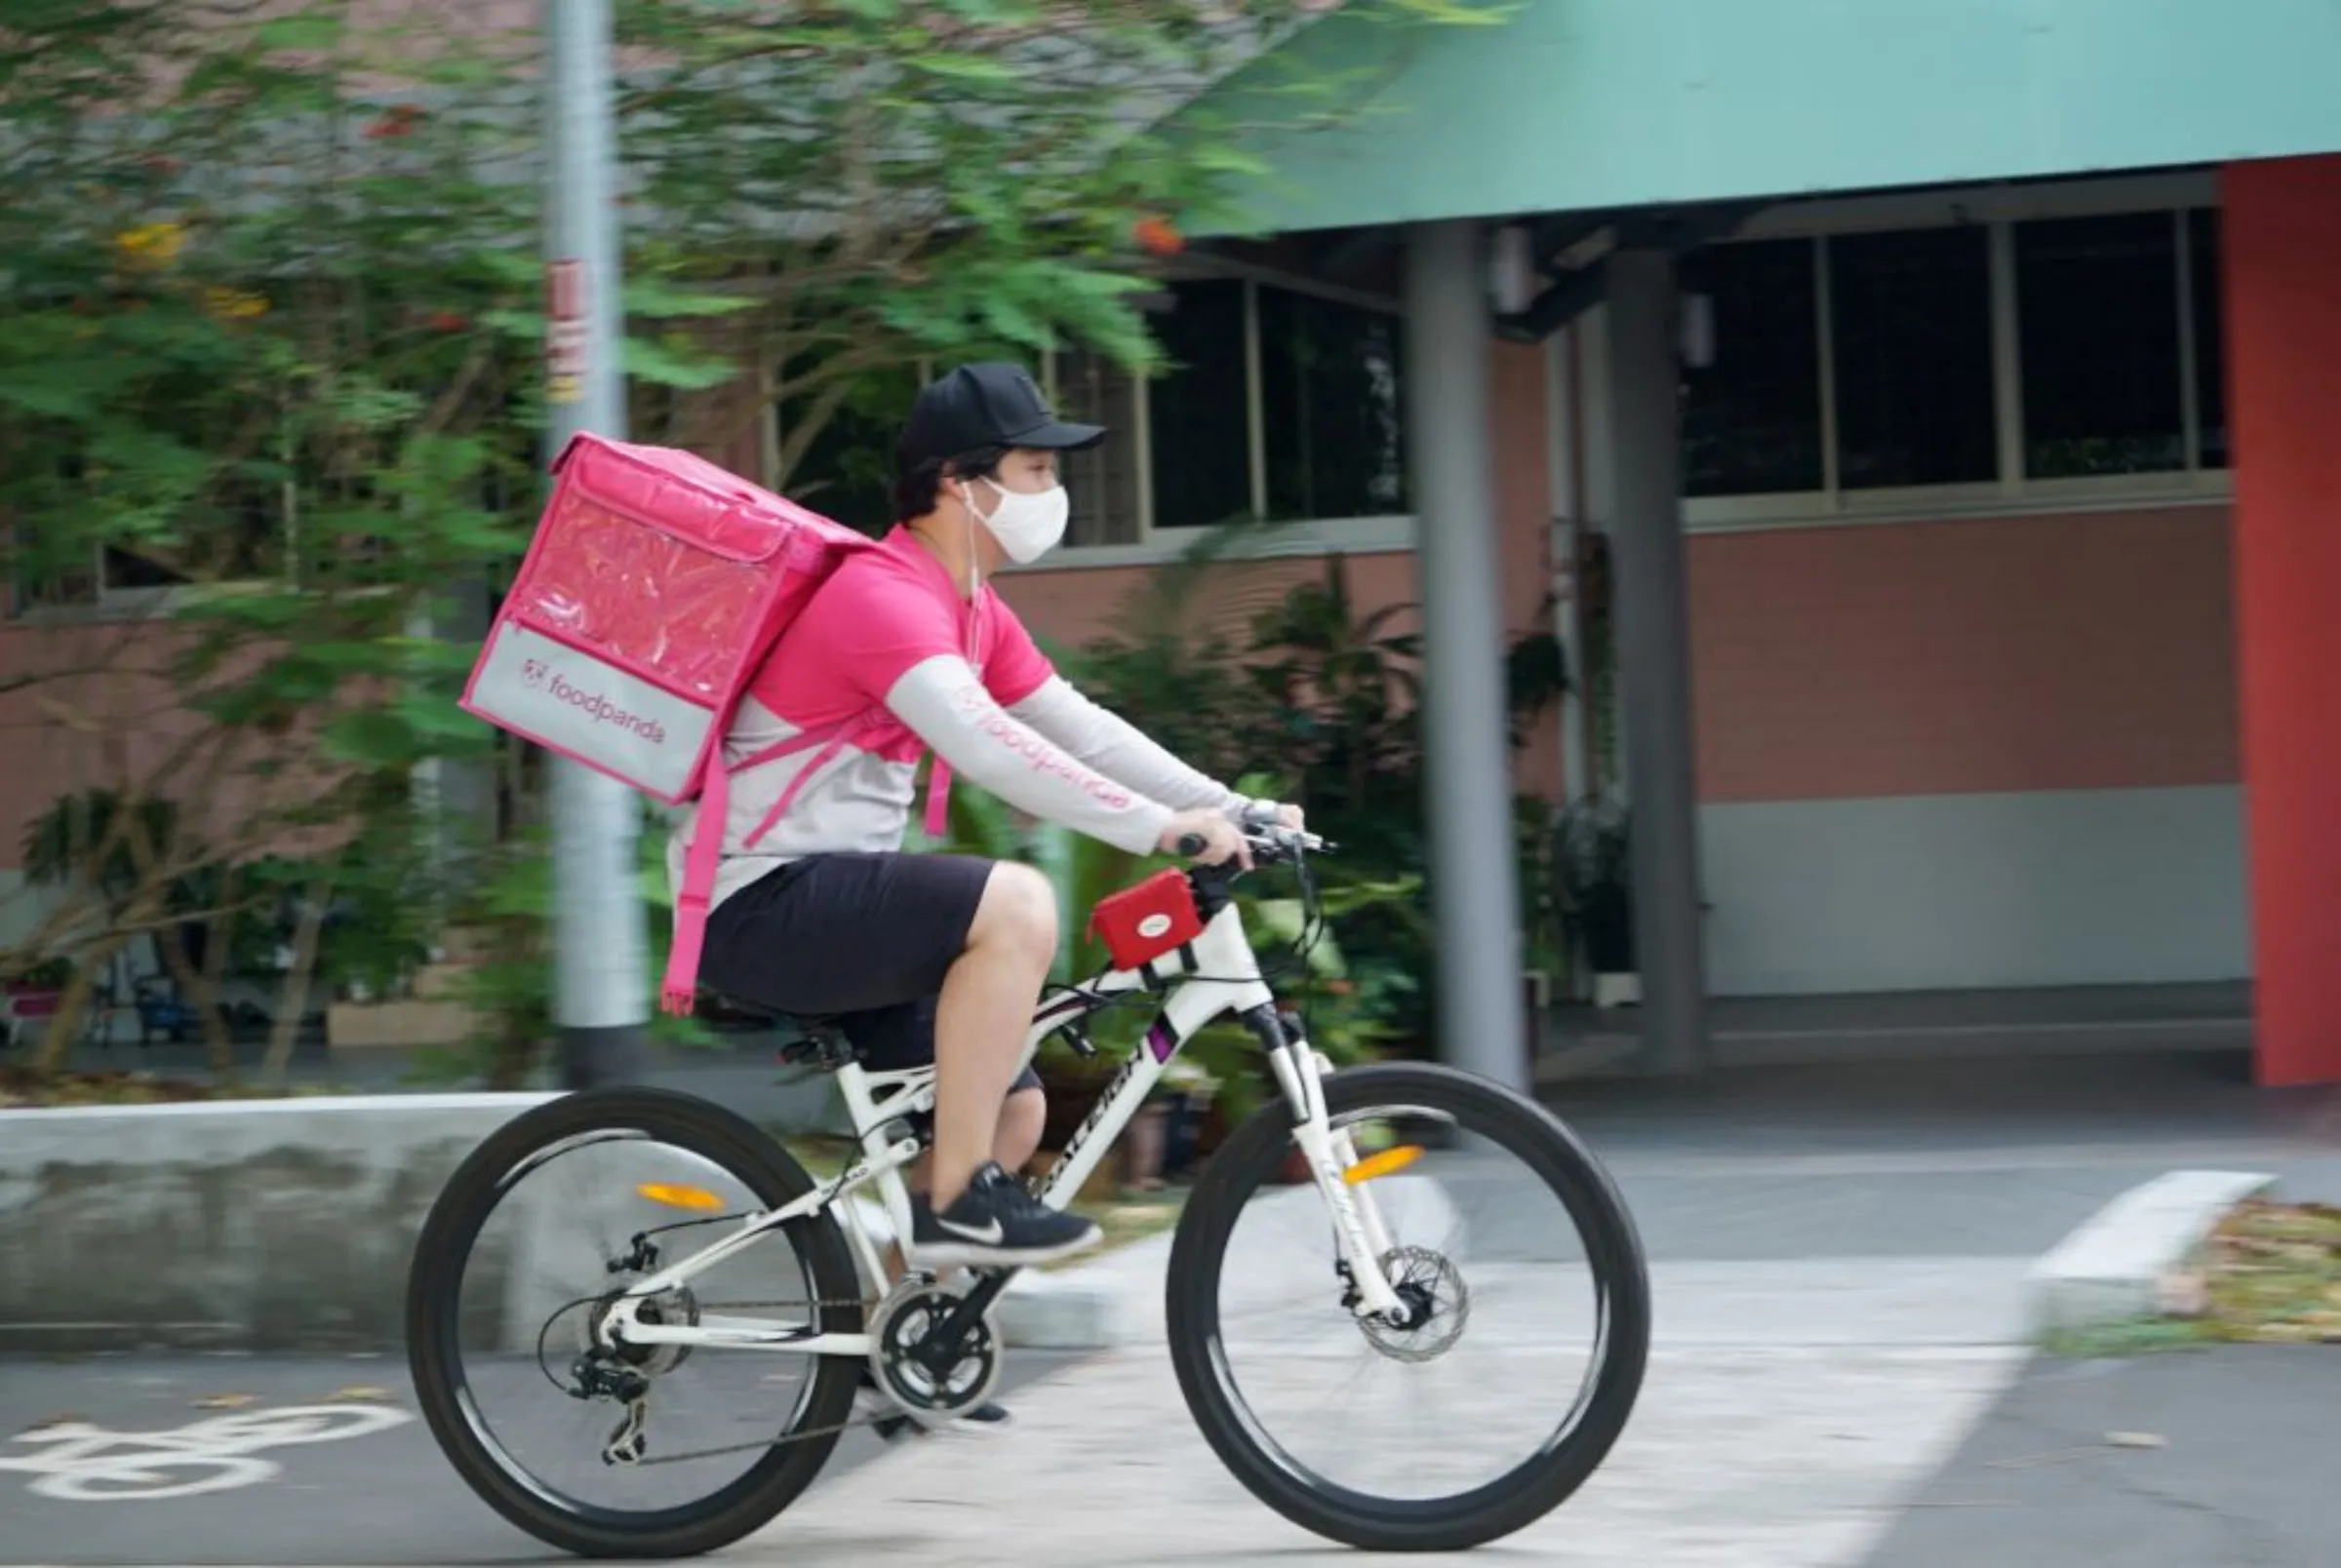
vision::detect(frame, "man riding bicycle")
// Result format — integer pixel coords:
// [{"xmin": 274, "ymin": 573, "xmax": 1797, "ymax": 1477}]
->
[{"xmin": 677, "ymin": 360, "xmax": 1303, "ymax": 1429}]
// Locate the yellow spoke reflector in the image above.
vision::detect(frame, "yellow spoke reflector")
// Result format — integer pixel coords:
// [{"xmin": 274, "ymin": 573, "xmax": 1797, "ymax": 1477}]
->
[
  {"xmin": 1341, "ymin": 1146, "xmax": 1423, "ymax": 1185},
  {"xmin": 636, "ymin": 1183, "xmax": 726, "ymax": 1211}
]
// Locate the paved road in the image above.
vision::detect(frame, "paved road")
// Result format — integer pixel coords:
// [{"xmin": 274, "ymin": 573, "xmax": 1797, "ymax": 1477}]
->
[
  {"xmin": 10, "ymin": 1046, "xmax": 2336, "ymax": 1566},
  {"xmin": 1863, "ymin": 1345, "xmax": 2341, "ymax": 1568},
  {"xmin": 0, "ymin": 1352, "xmax": 1082, "ymax": 1567}
]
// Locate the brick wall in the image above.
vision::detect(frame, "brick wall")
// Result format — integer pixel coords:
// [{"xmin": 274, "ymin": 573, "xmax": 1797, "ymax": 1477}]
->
[{"xmin": 1687, "ymin": 505, "xmax": 2240, "ymax": 803}]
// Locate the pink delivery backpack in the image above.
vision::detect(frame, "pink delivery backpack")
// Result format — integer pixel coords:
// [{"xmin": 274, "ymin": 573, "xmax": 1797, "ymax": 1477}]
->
[{"xmin": 461, "ymin": 432, "xmax": 897, "ymax": 1017}]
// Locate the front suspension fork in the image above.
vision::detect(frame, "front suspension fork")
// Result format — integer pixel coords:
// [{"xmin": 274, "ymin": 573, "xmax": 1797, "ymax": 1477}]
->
[{"xmin": 1250, "ymin": 1007, "xmax": 1410, "ymax": 1323}]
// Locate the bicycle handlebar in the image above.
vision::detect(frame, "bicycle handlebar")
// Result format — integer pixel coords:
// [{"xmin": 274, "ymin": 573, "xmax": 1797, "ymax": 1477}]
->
[{"xmin": 1173, "ymin": 824, "xmax": 1328, "ymax": 865}]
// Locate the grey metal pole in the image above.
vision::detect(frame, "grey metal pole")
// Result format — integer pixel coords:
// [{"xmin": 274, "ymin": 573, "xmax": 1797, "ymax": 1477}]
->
[
  {"xmin": 542, "ymin": 0, "xmax": 650, "ymax": 1089},
  {"xmin": 1603, "ymin": 249, "xmax": 1709, "ymax": 1076},
  {"xmin": 1405, "ymin": 220, "xmax": 1530, "ymax": 1093}
]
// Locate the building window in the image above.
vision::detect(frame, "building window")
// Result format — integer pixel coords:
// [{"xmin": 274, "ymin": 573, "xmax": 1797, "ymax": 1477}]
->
[
  {"xmin": 1831, "ymin": 226, "xmax": 1998, "ymax": 489},
  {"xmin": 780, "ymin": 364, "xmax": 923, "ymax": 537},
  {"xmin": 1678, "ymin": 237, "xmax": 1823, "ymax": 496},
  {"xmin": 1257, "ymin": 286, "xmax": 1408, "ymax": 522},
  {"xmin": 2016, "ymin": 212, "xmax": 2184, "ymax": 479},
  {"xmin": 1678, "ymin": 199, "xmax": 2227, "ymax": 515},
  {"xmin": 785, "ymin": 272, "xmax": 1410, "ymax": 555},
  {"xmin": 1142, "ymin": 279, "xmax": 1252, "ymax": 533},
  {"xmin": 1062, "ymin": 274, "xmax": 1409, "ymax": 546},
  {"xmin": 2188, "ymin": 207, "xmax": 2228, "ymax": 471},
  {"xmin": 1052, "ymin": 347, "xmax": 1144, "ymax": 546}
]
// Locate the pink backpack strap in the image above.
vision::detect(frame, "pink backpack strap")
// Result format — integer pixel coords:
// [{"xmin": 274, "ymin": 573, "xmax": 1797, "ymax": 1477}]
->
[
  {"xmin": 657, "ymin": 721, "xmax": 851, "ymax": 1017},
  {"xmin": 661, "ymin": 713, "xmax": 951, "ymax": 1016},
  {"xmin": 660, "ymin": 761, "xmax": 732, "ymax": 1017},
  {"xmin": 925, "ymin": 758, "xmax": 953, "ymax": 840},
  {"xmin": 738, "ymin": 717, "xmax": 871, "ymax": 850}
]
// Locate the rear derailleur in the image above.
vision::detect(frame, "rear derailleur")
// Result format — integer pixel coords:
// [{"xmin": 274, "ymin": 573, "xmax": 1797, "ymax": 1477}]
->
[
  {"xmin": 565, "ymin": 1353, "xmax": 654, "ymax": 1467},
  {"xmin": 565, "ymin": 1283, "xmax": 699, "ymax": 1467}
]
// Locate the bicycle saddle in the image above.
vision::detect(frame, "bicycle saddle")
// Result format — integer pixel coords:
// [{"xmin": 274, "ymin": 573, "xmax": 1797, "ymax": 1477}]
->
[{"xmin": 698, "ymin": 992, "xmax": 859, "ymax": 1070}]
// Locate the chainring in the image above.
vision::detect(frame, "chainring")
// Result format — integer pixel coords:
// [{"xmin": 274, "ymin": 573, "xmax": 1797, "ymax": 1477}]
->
[{"xmin": 866, "ymin": 1277, "xmax": 1003, "ymax": 1431}]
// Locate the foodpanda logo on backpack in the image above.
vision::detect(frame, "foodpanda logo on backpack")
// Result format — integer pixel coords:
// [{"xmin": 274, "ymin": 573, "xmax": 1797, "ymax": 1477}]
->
[
  {"xmin": 539, "ymin": 667, "xmax": 667, "ymax": 743},
  {"xmin": 468, "ymin": 620, "xmax": 709, "ymax": 802}
]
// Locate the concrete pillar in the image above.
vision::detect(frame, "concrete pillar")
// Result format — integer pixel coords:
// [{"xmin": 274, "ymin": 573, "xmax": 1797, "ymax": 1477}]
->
[
  {"xmin": 1602, "ymin": 250, "xmax": 1709, "ymax": 1076},
  {"xmin": 2225, "ymin": 154, "xmax": 2341, "ymax": 1086},
  {"xmin": 1405, "ymin": 220, "xmax": 1529, "ymax": 1092}
]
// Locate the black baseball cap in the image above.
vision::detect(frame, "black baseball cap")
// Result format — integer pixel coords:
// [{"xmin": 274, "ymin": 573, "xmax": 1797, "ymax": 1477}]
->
[{"xmin": 897, "ymin": 361, "xmax": 1107, "ymax": 472}]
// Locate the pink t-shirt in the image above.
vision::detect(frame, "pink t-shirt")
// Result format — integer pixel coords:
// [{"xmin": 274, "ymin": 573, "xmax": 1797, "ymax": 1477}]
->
[
  {"xmin": 751, "ymin": 525, "xmax": 1056, "ymax": 753},
  {"xmin": 667, "ymin": 527, "xmax": 1242, "ymax": 911}
]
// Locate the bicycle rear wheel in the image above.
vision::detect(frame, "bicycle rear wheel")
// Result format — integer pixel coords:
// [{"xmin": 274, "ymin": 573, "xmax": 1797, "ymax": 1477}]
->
[
  {"xmin": 405, "ymin": 1086, "xmax": 862, "ymax": 1559},
  {"xmin": 1165, "ymin": 1061, "xmax": 1650, "ymax": 1552}
]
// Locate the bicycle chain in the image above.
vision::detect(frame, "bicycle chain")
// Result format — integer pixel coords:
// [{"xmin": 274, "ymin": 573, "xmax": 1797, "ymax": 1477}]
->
[{"xmin": 590, "ymin": 1295, "xmax": 918, "ymax": 1469}]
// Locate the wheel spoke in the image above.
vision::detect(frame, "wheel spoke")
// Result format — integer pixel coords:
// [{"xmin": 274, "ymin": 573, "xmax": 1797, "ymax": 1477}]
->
[
  {"xmin": 1166, "ymin": 1065, "xmax": 1650, "ymax": 1553},
  {"xmin": 405, "ymin": 1089, "xmax": 864, "ymax": 1559}
]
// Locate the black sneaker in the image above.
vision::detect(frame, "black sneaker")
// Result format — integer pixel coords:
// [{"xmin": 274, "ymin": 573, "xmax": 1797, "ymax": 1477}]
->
[{"xmin": 908, "ymin": 1161, "xmax": 1103, "ymax": 1268}]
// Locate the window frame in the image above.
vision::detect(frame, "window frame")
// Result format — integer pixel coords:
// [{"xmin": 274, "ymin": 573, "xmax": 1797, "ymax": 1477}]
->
[
  {"xmin": 1023, "ymin": 261, "xmax": 1417, "ymax": 572},
  {"xmin": 1677, "ymin": 170, "xmax": 2233, "ymax": 535}
]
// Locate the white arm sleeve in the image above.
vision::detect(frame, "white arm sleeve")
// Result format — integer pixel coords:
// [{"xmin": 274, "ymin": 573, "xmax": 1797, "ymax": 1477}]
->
[
  {"xmin": 885, "ymin": 655, "xmax": 1175, "ymax": 856},
  {"xmin": 1008, "ymin": 676, "xmax": 1248, "ymax": 816}
]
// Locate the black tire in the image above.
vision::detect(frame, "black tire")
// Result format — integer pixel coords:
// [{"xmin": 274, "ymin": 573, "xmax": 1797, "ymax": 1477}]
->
[
  {"xmin": 1165, "ymin": 1061, "xmax": 1651, "ymax": 1553},
  {"xmin": 405, "ymin": 1086, "xmax": 862, "ymax": 1560}
]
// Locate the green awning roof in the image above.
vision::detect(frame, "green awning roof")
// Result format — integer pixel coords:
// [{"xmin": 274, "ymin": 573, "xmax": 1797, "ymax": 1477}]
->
[{"xmin": 1186, "ymin": 0, "xmax": 2341, "ymax": 236}]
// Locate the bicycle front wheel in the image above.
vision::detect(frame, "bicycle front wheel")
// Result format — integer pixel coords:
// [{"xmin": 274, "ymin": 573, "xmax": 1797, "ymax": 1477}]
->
[{"xmin": 1166, "ymin": 1061, "xmax": 1650, "ymax": 1553}]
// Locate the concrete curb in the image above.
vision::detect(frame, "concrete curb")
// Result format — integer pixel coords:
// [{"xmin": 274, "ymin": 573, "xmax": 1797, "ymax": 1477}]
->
[
  {"xmin": 2023, "ymin": 1167, "xmax": 2277, "ymax": 1336},
  {"xmin": 0, "ymin": 1093, "xmax": 561, "ymax": 1352}
]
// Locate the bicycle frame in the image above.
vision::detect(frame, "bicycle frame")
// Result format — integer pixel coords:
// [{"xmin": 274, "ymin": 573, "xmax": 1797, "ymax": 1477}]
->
[{"xmin": 597, "ymin": 866, "xmax": 1411, "ymax": 1358}]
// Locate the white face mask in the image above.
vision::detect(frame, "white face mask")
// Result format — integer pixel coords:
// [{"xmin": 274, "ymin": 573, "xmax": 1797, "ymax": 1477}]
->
[{"xmin": 966, "ymin": 476, "xmax": 1070, "ymax": 566}]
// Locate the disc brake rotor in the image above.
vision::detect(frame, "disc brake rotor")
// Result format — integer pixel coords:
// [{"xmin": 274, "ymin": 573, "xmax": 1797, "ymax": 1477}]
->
[{"xmin": 1358, "ymin": 1245, "xmax": 1470, "ymax": 1363}]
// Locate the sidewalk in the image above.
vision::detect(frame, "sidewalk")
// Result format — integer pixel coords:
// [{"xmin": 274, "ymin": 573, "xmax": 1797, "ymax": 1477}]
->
[
  {"xmin": 734, "ymin": 1181, "xmax": 2039, "ymax": 1568},
  {"xmin": 731, "ymin": 1051, "xmax": 2341, "ymax": 1568}
]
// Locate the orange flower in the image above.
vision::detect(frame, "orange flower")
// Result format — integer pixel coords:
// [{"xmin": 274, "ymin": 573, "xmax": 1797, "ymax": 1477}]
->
[
  {"xmin": 1132, "ymin": 215, "xmax": 1184, "ymax": 256},
  {"xmin": 205, "ymin": 286, "xmax": 270, "ymax": 321},
  {"xmin": 365, "ymin": 103, "xmax": 424, "ymax": 139},
  {"xmin": 426, "ymin": 310, "xmax": 469, "ymax": 333},
  {"xmin": 115, "ymin": 221, "xmax": 185, "ymax": 269}
]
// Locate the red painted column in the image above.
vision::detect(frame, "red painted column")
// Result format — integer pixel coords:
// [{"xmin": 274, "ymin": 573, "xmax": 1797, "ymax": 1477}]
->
[{"xmin": 2226, "ymin": 154, "xmax": 2341, "ymax": 1087}]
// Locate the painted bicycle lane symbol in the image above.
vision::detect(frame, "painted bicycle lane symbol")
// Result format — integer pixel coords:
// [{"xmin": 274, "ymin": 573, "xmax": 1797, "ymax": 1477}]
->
[{"xmin": 0, "ymin": 1404, "xmax": 413, "ymax": 1501}]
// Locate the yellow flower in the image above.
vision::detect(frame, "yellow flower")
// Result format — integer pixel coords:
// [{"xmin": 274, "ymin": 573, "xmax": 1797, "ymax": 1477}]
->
[
  {"xmin": 115, "ymin": 221, "xmax": 186, "ymax": 267},
  {"xmin": 205, "ymin": 286, "xmax": 269, "ymax": 321}
]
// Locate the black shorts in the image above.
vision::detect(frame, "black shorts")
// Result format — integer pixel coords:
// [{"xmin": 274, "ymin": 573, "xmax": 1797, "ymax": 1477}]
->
[{"xmin": 699, "ymin": 851, "xmax": 1043, "ymax": 1098}]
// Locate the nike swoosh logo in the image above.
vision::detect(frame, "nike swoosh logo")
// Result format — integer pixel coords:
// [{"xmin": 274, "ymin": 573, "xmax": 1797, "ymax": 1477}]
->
[{"xmin": 937, "ymin": 1216, "xmax": 1006, "ymax": 1244}]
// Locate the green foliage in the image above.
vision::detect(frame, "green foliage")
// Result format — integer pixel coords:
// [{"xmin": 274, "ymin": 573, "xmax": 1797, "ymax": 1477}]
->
[
  {"xmin": 0, "ymin": 0, "xmax": 1510, "ymax": 1072},
  {"xmin": 607, "ymin": 0, "xmax": 1498, "ymax": 487},
  {"xmin": 20, "ymin": 791, "xmax": 193, "ymax": 905},
  {"xmin": 1060, "ymin": 552, "xmax": 1570, "ymax": 1048},
  {"xmin": 430, "ymin": 823, "xmax": 713, "ymax": 1087},
  {"xmin": 917, "ymin": 774, "xmax": 1409, "ymax": 1118}
]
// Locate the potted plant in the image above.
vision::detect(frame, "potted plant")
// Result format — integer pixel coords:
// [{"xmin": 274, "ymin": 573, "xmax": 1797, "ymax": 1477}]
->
[{"xmin": 1552, "ymin": 795, "xmax": 1637, "ymax": 1007}]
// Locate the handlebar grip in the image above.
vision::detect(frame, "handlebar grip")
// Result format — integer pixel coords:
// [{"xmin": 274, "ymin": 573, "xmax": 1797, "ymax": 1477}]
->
[{"xmin": 1174, "ymin": 832, "xmax": 1209, "ymax": 857}]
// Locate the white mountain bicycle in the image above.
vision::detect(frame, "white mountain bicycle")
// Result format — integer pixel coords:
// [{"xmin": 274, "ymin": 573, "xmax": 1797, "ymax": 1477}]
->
[{"xmin": 405, "ymin": 820, "xmax": 1650, "ymax": 1559}]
